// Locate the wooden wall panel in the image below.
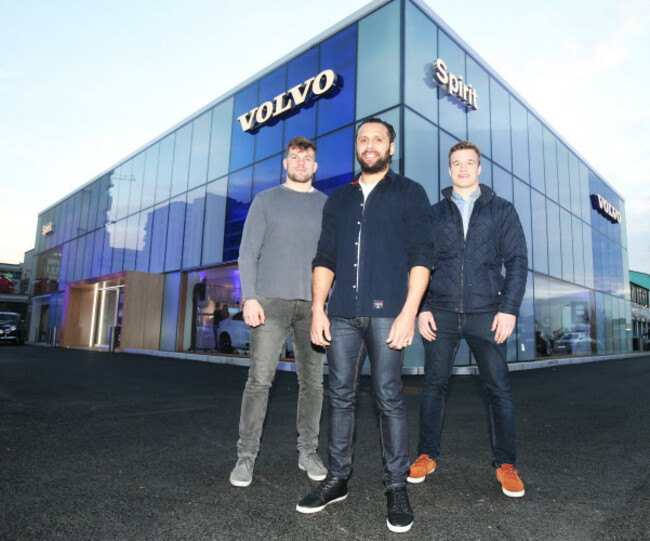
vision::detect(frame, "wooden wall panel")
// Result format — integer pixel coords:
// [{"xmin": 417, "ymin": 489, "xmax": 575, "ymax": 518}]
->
[{"xmin": 121, "ymin": 271, "xmax": 164, "ymax": 351}]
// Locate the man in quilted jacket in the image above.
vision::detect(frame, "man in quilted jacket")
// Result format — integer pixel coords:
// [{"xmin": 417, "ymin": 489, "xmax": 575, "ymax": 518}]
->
[{"xmin": 408, "ymin": 141, "xmax": 528, "ymax": 498}]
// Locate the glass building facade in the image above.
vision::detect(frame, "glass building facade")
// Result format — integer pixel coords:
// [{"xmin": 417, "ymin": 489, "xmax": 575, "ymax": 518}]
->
[{"xmin": 30, "ymin": 0, "xmax": 634, "ymax": 368}]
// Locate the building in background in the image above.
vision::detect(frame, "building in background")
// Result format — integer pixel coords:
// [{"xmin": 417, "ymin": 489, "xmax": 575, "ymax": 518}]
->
[
  {"xmin": 630, "ymin": 271, "xmax": 649, "ymax": 352},
  {"xmin": 29, "ymin": 0, "xmax": 634, "ymax": 370}
]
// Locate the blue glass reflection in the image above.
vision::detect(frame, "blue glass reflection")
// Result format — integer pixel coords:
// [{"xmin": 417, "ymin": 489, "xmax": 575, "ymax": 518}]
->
[
  {"xmin": 170, "ymin": 123, "xmax": 192, "ymax": 197},
  {"xmin": 531, "ymin": 190, "xmax": 548, "ymax": 274},
  {"xmin": 136, "ymin": 210, "xmax": 152, "ymax": 273},
  {"xmin": 155, "ymin": 134, "xmax": 174, "ymax": 204},
  {"xmin": 202, "ymin": 177, "xmax": 228, "ymax": 266},
  {"xmin": 439, "ymin": 130, "xmax": 459, "ymax": 193},
  {"xmin": 188, "ymin": 111, "xmax": 211, "ymax": 190},
  {"xmin": 513, "ymin": 179, "xmax": 532, "ymax": 267},
  {"xmin": 318, "ymin": 24, "xmax": 357, "ymax": 135},
  {"xmin": 438, "ymin": 32, "xmax": 467, "ymax": 141},
  {"xmin": 543, "ymin": 128, "xmax": 558, "ymax": 201},
  {"xmin": 253, "ymin": 155, "xmax": 281, "ymax": 198},
  {"xmin": 490, "ymin": 79, "xmax": 511, "ymax": 171},
  {"xmin": 284, "ymin": 47, "xmax": 318, "ymax": 145},
  {"xmin": 165, "ymin": 194, "xmax": 187, "ymax": 272},
  {"xmin": 510, "ymin": 98, "xmax": 529, "ymax": 182},
  {"xmin": 183, "ymin": 186, "xmax": 206, "ymax": 269},
  {"xmin": 141, "ymin": 144, "xmax": 159, "ymax": 211},
  {"xmin": 149, "ymin": 203, "xmax": 169, "ymax": 274},
  {"xmin": 404, "ymin": 109, "xmax": 438, "ymax": 204},
  {"xmin": 230, "ymin": 84, "xmax": 259, "ymax": 172},
  {"xmin": 315, "ymin": 126, "xmax": 353, "ymax": 195},
  {"xmin": 255, "ymin": 66, "xmax": 287, "ymax": 161},
  {"xmin": 493, "ymin": 165, "xmax": 512, "ymax": 201},
  {"xmin": 466, "ymin": 57, "xmax": 490, "ymax": 158},
  {"xmin": 224, "ymin": 167, "xmax": 253, "ymax": 262},
  {"xmin": 404, "ymin": 1, "xmax": 438, "ymax": 124}
]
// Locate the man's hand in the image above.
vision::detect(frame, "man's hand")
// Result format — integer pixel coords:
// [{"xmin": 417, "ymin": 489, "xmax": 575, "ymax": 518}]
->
[
  {"xmin": 418, "ymin": 311, "xmax": 437, "ymax": 342},
  {"xmin": 310, "ymin": 309, "xmax": 331, "ymax": 346},
  {"xmin": 492, "ymin": 312, "xmax": 516, "ymax": 344},
  {"xmin": 243, "ymin": 299, "xmax": 265, "ymax": 327},
  {"xmin": 386, "ymin": 312, "xmax": 416, "ymax": 350}
]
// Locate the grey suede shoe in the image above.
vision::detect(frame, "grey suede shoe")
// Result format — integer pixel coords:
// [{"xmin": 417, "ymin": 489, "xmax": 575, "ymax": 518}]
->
[
  {"xmin": 298, "ymin": 451, "xmax": 327, "ymax": 481},
  {"xmin": 230, "ymin": 456, "xmax": 255, "ymax": 487}
]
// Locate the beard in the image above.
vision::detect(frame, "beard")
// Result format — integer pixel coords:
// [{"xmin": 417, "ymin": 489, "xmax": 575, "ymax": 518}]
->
[
  {"xmin": 286, "ymin": 170, "xmax": 312, "ymax": 183},
  {"xmin": 357, "ymin": 149, "xmax": 392, "ymax": 174}
]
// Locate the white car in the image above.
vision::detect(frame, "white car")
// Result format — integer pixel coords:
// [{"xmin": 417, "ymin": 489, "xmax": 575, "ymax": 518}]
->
[{"xmin": 217, "ymin": 312, "xmax": 293, "ymax": 357}]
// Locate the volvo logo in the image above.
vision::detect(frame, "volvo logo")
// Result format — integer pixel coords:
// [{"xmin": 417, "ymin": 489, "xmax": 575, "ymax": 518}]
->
[
  {"xmin": 237, "ymin": 69, "xmax": 339, "ymax": 133},
  {"xmin": 433, "ymin": 58, "xmax": 478, "ymax": 110},
  {"xmin": 591, "ymin": 194, "xmax": 622, "ymax": 224}
]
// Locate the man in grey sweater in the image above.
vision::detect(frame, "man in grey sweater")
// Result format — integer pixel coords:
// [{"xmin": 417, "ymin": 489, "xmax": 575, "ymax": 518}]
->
[{"xmin": 230, "ymin": 136, "xmax": 328, "ymax": 488}]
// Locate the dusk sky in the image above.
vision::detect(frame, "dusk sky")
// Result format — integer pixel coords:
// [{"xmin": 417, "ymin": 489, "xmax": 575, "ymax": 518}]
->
[{"xmin": 2, "ymin": 0, "xmax": 649, "ymax": 271}]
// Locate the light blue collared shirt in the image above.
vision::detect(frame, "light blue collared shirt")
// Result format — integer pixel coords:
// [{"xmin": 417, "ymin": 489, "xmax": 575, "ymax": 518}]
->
[{"xmin": 451, "ymin": 187, "xmax": 481, "ymax": 238}]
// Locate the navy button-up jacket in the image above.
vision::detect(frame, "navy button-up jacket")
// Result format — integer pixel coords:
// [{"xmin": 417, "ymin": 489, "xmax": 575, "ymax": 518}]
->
[{"xmin": 313, "ymin": 169, "xmax": 434, "ymax": 318}]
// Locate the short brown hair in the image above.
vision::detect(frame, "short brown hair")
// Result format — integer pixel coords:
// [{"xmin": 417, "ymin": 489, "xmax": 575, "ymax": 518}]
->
[
  {"xmin": 448, "ymin": 141, "xmax": 481, "ymax": 165},
  {"xmin": 286, "ymin": 136, "xmax": 317, "ymax": 155}
]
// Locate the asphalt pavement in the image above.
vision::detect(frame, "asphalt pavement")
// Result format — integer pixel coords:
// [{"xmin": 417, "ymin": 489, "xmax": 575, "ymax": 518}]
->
[{"xmin": 1, "ymin": 345, "xmax": 649, "ymax": 540}]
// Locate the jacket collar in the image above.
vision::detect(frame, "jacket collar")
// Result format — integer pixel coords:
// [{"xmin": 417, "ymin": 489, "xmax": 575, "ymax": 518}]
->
[
  {"xmin": 351, "ymin": 168, "xmax": 396, "ymax": 186},
  {"xmin": 442, "ymin": 183, "xmax": 495, "ymax": 203}
]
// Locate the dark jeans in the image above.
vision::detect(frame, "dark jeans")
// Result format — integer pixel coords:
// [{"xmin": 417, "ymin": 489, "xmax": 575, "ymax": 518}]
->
[
  {"xmin": 237, "ymin": 297, "xmax": 324, "ymax": 457},
  {"xmin": 327, "ymin": 317, "xmax": 409, "ymax": 490},
  {"xmin": 417, "ymin": 310, "xmax": 517, "ymax": 467}
]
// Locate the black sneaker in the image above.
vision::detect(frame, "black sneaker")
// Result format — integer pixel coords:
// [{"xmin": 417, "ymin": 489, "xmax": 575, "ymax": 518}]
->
[
  {"xmin": 386, "ymin": 487, "xmax": 413, "ymax": 533},
  {"xmin": 296, "ymin": 475, "xmax": 348, "ymax": 514}
]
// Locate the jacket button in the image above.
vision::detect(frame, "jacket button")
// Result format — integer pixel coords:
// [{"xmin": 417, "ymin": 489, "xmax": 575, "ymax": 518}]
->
[
  {"xmin": 353, "ymin": 263, "xmax": 357, "ymax": 267},
  {"xmin": 357, "ymin": 221, "xmax": 361, "ymax": 225}
]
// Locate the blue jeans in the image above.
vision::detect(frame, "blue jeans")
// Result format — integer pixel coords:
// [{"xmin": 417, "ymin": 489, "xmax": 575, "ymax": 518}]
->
[
  {"xmin": 417, "ymin": 310, "xmax": 517, "ymax": 467},
  {"xmin": 237, "ymin": 297, "xmax": 324, "ymax": 457},
  {"xmin": 327, "ymin": 317, "xmax": 409, "ymax": 490}
]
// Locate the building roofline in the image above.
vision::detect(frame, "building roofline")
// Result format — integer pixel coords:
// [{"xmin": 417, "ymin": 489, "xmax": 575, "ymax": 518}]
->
[{"xmin": 40, "ymin": 0, "xmax": 623, "ymax": 216}]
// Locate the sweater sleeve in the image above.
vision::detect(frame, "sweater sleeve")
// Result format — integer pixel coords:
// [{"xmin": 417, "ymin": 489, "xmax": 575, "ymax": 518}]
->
[
  {"xmin": 312, "ymin": 195, "xmax": 338, "ymax": 273},
  {"xmin": 238, "ymin": 196, "xmax": 267, "ymax": 302}
]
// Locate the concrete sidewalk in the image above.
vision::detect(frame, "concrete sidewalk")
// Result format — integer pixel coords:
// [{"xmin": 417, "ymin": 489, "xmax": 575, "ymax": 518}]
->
[{"xmin": 1, "ymin": 346, "xmax": 648, "ymax": 540}]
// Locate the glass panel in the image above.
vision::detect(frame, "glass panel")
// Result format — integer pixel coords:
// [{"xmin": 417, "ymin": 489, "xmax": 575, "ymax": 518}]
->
[
  {"xmin": 490, "ymin": 79, "xmax": 511, "ymax": 170},
  {"xmin": 202, "ymin": 176, "xmax": 228, "ymax": 266},
  {"xmin": 114, "ymin": 161, "xmax": 134, "ymax": 222},
  {"xmin": 492, "ymin": 164, "xmax": 512, "ymax": 201},
  {"xmin": 164, "ymin": 194, "xmax": 186, "ymax": 272},
  {"xmin": 122, "ymin": 213, "xmax": 140, "ymax": 271},
  {"xmin": 100, "ymin": 224, "xmax": 113, "ymax": 276},
  {"xmin": 170, "ymin": 123, "xmax": 192, "ymax": 197},
  {"xmin": 69, "ymin": 192, "xmax": 82, "ymax": 239},
  {"xmin": 160, "ymin": 272, "xmax": 181, "ymax": 351},
  {"xmin": 543, "ymin": 128, "xmax": 558, "ymax": 201},
  {"xmin": 583, "ymin": 222, "xmax": 594, "ymax": 290},
  {"xmin": 91, "ymin": 229, "xmax": 104, "ymax": 278},
  {"xmin": 72, "ymin": 238, "xmax": 84, "ymax": 282},
  {"xmin": 128, "ymin": 152, "xmax": 145, "ymax": 217},
  {"xmin": 110, "ymin": 219, "xmax": 126, "ymax": 273},
  {"xmin": 510, "ymin": 99, "xmax": 529, "ymax": 183},
  {"xmin": 439, "ymin": 130, "xmax": 460, "ymax": 194},
  {"xmin": 356, "ymin": 1, "xmax": 400, "ymax": 119},
  {"xmin": 141, "ymin": 143, "xmax": 159, "ymax": 211},
  {"xmin": 404, "ymin": 109, "xmax": 438, "ymax": 204},
  {"xmin": 560, "ymin": 208, "xmax": 573, "ymax": 283},
  {"xmin": 156, "ymin": 133, "xmax": 174, "ymax": 204},
  {"xmin": 230, "ymin": 83, "xmax": 259, "ymax": 172},
  {"xmin": 315, "ymin": 125, "xmax": 354, "ymax": 196},
  {"xmin": 546, "ymin": 200, "xmax": 561, "ymax": 279},
  {"xmin": 188, "ymin": 111, "xmax": 212, "ymax": 190},
  {"xmin": 82, "ymin": 233, "xmax": 94, "ymax": 280},
  {"xmin": 466, "ymin": 57, "xmax": 490, "ymax": 158},
  {"xmin": 318, "ymin": 24, "xmax": 357, "ymax": 135},
  {"xmin": 579, "ymin": 162, "xmax": 590, "ymax": 223},
  {"xmin": 253, "ymin": 155, "xmax": 282, "ymax": 198},
  {"xmin": 182, "ymin": 185, "xmax": 206, "ymax": 269},
  {"xmin": 223, "ymin": 167, "xmax": 253, "ymax": 262},
  {"xmin": 208, "ymin": 98, "xmax": 234, "ymax": 181},
  {"xmin": 557, "ymin": 142, "xmax": 570, "ymax": 211},
  {"xmin": 135, "ymin": 210, "xmax": 152, "ymax": 273},
  {"xmin": 404, "ymin": 1, "xmax": 438, "ymax": 124},
  {"xmin": 568, "ymin": 152, "xmax": 581, "ymax": 217},
  {"xmin": 149, "ymin": 203, "xmax": 169, "ymax": 274},
  {"xmin": 572, "ymin": 216, "xmax": 584, "ymax": 286},
  {"xmin": 531, "ymin": 190, "xmax": 548, "ymax": 274},
  {"xmin": 437, "ymin": 31, "xmax": 467, "ymax": 141},
  {"xmin": 78, "ymin": 185, "xmax": 92, "ymax": 236},
  {"xmin": 513, "ymin": 179, "xmax": 532, "ymax": 267},
  {"xmin": 255, "ymin": 66, "xmax": 286, "ymax": 161},
  {"xmin": 517, "ymin": 271, "xmax": 535, "ymax": 360},
  {"xmin": 284, "ymin": 47, "xmax": 318, "ymax": 144},
  {"xmin": 96, "ymin": 173, "xmax": 111, "ymax": 230},
  {"xmin": 528, "ymin": 114, "xmax": 544, "ymax": 193}
]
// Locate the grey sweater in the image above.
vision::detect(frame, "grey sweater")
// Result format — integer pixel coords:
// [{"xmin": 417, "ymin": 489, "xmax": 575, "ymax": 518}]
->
[{"xmin": 238, "ymin": 184, "xmax": 327, "ymax": 302}]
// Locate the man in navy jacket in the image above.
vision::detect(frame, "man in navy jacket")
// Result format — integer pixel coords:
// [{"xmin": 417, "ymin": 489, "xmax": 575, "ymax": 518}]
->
[
  {"xmin": 408, "ymin": 141, "xmax": 528, "ymax": 498},
  {"xmin": 296, "ymin": 118, "xmax": 434, "ymax": 533}
]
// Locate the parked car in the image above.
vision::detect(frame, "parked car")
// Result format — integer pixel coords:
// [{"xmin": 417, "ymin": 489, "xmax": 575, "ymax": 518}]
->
[
  {"xmin": 217, "ymin": 312, "xmax": 293, "ymax": 357},
  {"xmin": 553, "ymin": 332, "xmax": 593, "ymax": 356},
  {"xmin": 0, "ymin": 312, "xmax": 26, "ymax": 345},
  {"xmin": 536, "ymin": 330, "xmax": 554, "ymax": 356}
]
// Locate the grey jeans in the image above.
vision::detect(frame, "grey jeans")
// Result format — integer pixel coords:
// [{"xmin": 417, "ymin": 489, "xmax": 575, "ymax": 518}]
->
[{"xmin": 236, "ymin": 297, "xmax": 324, "ymax": 458}]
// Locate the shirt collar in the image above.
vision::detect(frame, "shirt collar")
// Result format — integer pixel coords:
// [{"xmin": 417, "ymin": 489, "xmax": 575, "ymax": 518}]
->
[
  {"xmin": 451, "ymin": 186, "xmax": 481, "ymax": 203},
  {"xmin": 351, "ymin": 168, "xmax": 395, "ymax": 186}
]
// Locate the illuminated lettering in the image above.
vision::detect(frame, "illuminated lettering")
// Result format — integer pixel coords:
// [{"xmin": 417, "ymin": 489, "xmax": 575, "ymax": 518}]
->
[
  {"xmin": 237, "ymin": 69, "xmax": 338, "ymax": 132},
  {"xmin": 433, "ymin": 58, "xmax": 478, "ymax": 110}
]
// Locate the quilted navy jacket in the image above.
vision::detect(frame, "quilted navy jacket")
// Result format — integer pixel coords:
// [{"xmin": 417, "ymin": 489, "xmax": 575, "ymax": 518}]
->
[{"xmin": 422, "ymin": 184, "xmax": 527, "ymax": 316}]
